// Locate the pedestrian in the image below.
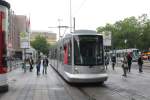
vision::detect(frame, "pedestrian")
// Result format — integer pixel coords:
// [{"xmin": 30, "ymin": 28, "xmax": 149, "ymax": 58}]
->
[
  {"xmin": 9, "ymin": 56, "xmax": 13, "ymax": 71},
  {"xmin": 127, "ymin": 52, "xmax": 132, "ymax": 72},
  {"xmin": 122, "ymin": 55, "xmax": 128, "ymax": 77},
  {"xmin": 111, "ymin": 54, "xmax": 116, "ymax": 70},
  {"xmin": 36, "ymin": 56, "xmax": 41, "ymax": 76},
  {"xmin": 105, "ymin": 55, "xmax": 109, "ymax": 70},
  {"xmin": 22, "ymin": 60, "xmax": 26, "ymax": 73},
  {"xmin": 138, "ymin": 55, "xmax": 143, "ymax": 73},
  {"xmin": 43, "ymin": 57, "xmax": 49, "ymax": 74},
  {"xmin": 29, "ymin": 57, "xmax": 34, "ymax": 72}
]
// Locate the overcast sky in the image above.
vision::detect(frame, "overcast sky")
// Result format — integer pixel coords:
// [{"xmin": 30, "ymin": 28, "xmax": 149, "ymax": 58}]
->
[{"xmin": 6, "ymin": 0, "xmax": 150, "ymax": 33}]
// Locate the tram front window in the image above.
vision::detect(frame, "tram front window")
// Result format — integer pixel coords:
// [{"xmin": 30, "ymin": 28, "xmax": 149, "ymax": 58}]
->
[{"xmin": 74, "ymin": 35, "xmax": 103, "ymax": 66}]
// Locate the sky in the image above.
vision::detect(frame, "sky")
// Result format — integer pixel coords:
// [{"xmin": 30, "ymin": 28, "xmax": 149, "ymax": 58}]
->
[{"xmin": 6, "ymin": 0, "xmax": 150, "ymax": 33}]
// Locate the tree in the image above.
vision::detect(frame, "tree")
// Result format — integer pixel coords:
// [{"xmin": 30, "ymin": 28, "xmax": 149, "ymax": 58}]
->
[
  {"xmin": 137, "ymin": 14, "xmax": 150, "ymax": 51},
  {"xmin": 97, "ymin": 15, "xmax": 144, "ymax": 50},
  {"xmin": 30, "ymin": 35, "xmax": 50, "ymax": 55}
]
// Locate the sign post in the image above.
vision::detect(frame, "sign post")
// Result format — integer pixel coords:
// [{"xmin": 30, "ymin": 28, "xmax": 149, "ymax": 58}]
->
[{"xmin": 20, "ymin": 32, "xmax": 30, "ymax": 61}]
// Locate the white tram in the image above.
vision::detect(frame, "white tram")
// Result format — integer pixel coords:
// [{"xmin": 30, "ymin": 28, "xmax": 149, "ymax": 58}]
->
[{"xmin": 49, "ymin": 30, "xmax": 108, "ymax": 83}]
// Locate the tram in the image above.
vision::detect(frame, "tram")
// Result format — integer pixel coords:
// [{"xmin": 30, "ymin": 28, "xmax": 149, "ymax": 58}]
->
[
  {"xmin": 110, "ymin": 48, "xmax": 139, "ymax": 62},
  {"xmin": 0, "ymin": 0, "xmax": 10, "ymax": 92},
  {"xmin": 49, "ymin": 30, "xmax": 108, "ymax": 83}
]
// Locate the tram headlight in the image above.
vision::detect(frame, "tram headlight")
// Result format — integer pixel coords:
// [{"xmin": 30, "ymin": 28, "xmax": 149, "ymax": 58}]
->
[{"xmin": 74, "ymin": 67, "xmax": 79, "ymax": 74}]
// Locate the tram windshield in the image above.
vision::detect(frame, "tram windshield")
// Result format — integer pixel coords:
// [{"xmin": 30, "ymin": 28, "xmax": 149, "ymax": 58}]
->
[{"xmin": 74, "ymin": 35, "xmax": 103, "ymax": 66}]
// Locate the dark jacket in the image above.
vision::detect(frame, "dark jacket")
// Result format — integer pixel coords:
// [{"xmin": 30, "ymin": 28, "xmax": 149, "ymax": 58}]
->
[
  {"xmin": 43, "ymin": 58, "xmax": 48, "ymax": 66},
  {"xmin": 138, "ymin": 57, "xmax": 143, "ymax": 65},
  {"xmin": 127, "ymin": 54, "xmax": 132, "ymax": 65},
  {"xmin": 111, "ymin": 56, "xmax": 116, "ymax": 63},
  {"xmin": 36, "ymin": 58, "xmax": 41, "ymax": 69}
]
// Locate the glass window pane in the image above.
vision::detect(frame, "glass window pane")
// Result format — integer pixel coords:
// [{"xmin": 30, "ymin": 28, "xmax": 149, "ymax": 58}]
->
[{"xmin": 74, "ymin": 35, "xmax": 103, "ymax": 66}]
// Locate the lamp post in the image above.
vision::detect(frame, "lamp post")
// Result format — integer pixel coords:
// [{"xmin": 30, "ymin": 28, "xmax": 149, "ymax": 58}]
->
[
  {"xmin": 70, "ymin": 0, "xmax": 72, "ymax": 33},
  {"xmin": 48, "ymin": 25, "xmax": 69, "ymax": 40},
  {"xmin": 124, "ymin": 39, "xmax": 127, "ymax": 53}
]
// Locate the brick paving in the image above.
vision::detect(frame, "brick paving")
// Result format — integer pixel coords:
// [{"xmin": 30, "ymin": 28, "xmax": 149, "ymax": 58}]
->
[
  {"xmin": 0, "ymin": 65, "xmax": 72, "ymax": 100},
  {"xmin": 0, "ymin": 61, "xmax": 150, "ymax": 100}
]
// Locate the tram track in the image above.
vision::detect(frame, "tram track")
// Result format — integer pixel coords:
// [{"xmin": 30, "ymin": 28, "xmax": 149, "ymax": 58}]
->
[
  {"xmin": 51, "ymin": 65, "xmax": 123, "ymax": 100},
  {"xmin": 50, "ymin": 64, "xmax": 104, "ymax": 100},
  {"xmin": 114, "ymin": 63, "xmax": 150, "ymax": 79},
  {"xmin": 76, "ymin": 82, "xmax": 150, "ymax": 100},
  {"xmin": 73, "ymin": 67, "xmax": 150, "ymax": 100},
  {"xmin": 77, "ymin": 87, "xmax": 97, "ymax": 100},
  {"xmin": 50, "ymin": 63, "xmax": 150, "ymax": 100}
]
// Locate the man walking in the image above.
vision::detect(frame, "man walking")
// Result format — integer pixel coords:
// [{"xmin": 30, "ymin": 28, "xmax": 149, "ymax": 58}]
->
[
  {"xmin": 43, "ymin": 57, "xmax": 48, "ymax": 74},
  {"xmin": 29, "ymin": 57, "xmax": 34, "ymax": 72},
  {"xmin": 36, "ymin": 56, "xmax": 41, "ymax": 76},
  {"xmin": 138, "ymin": 55, "xmax": 143, "ymax": 73},
  {"xmin": 122, "ymin": 55, "xmax": 128, "ymax": 77},
  {"xmin": 105, "ymin": 55, "xmax": 109, "ymax": 70},
  {"xmin": 111, "ymin": 54, "xmax": 116, "ymax": 70},
  {"xmin": 127, "ymin": 53, "xmax": 132, "ymax": 72}
]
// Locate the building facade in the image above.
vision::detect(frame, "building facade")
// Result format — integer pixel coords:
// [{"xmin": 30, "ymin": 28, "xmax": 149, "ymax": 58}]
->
[
  {"xmin": 8, "ymin": 13, "xmax": 30, "ymax": 59},
  {"xmin": 31, "ymin": 31, "xmax": 56, "ymax": 45}
]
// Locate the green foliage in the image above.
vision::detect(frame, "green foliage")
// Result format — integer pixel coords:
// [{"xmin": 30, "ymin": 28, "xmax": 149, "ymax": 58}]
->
[
  {"xmin": 30, "ymin": 35, "xmax": 50, "ymax": 55},
  {"xmin": 97, "ymin": 14, "xmax": 150, "ymax": 51}
]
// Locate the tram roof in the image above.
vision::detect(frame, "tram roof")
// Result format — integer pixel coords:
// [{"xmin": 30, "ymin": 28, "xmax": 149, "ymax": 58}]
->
[
  {"xmin": 62, "ymin": 29, "xmax": 102, "ymax": 39},
  {"xmin": 0, "ymin": 0, "xmax": 10, "ymax": 9},
  {"xmin": 73, "ymin": 30, "xmax": 97, "ymax": 35}
]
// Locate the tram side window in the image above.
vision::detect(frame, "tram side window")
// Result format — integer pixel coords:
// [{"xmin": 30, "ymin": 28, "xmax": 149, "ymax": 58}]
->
[
  {"xmin": 63, "ymin": 39, "xmax": 72, "ymax": 65},
  {"xmin": 59, "ymin": 46, "xmax": 63, "ymax": 62},
  {"xmin": 68, "ymin": 40, "xmax": 72, "ymax": 65},
  {"xmin": 59, "ymin": 47, "xmax": 62, "ymax": 61},
  {"xmin": 51, "ymin": 49, "xmax": 53, "ymax": 59},
  {"xmin": 54, "ymin": 49, "xmax": 57, "ymax": 60},
  {"xmin": 64, "ymin": 45, "xmax": 68, "ymax": 64}
]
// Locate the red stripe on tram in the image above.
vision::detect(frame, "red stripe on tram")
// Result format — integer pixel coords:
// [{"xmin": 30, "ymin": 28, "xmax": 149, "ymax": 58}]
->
[{"xmin": 0, "ymin": 11, "xmax": 7, "ymax": 74}]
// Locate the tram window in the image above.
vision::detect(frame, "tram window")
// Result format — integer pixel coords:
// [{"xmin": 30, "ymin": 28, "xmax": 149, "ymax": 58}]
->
[
  {"xmin": 54, "ymin": 49, "xmax": 57, "ymax": 59},
  {"xmin": 64, "ymin": 45, "xmax": 68, "ymax": 64},
  {"xmin": 68, "ymin": 40, "xmax": 72, "ymax": 65},
  {"xmin": 59, "ymin": 47, "xmax": 62, "ymax": 61},
  {"xmin": 74, "ymin": 35, "xmax": 103, "ymax": 66}
]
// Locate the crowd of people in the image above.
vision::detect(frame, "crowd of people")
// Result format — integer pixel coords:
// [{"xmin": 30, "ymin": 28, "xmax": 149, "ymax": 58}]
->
[
  {"xmin": 105, "ymin": 52, "xmax": 144, "ymax": 77},
  {"xmin": 22, "ymin": 53, "xmax": 144, "ymax": 77},
  {"xmin": 22, "ymin": 56, "xmax": 49, "ymax": 76},
  {"xmin": 36, "ymin": 56, "xmax": 49, "ymax": 75}
]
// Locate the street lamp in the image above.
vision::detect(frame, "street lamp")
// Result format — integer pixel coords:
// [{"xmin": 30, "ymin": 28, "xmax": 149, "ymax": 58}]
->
[
  {"xmin": 48, "ymin": 25, "xmax": 70, "ymax": 40},
  {"xmin": 124, "ymin": 39, "xmax": 127, "ymax": 46},
  {"xmin": 124, "ymin": 39, "xmax": 127, "ymax": 53}
]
